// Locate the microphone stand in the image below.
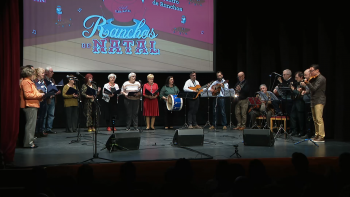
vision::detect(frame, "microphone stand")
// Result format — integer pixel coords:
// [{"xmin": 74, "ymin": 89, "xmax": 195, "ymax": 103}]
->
[
  {"xmin": 83, "ymin": 85, "xmax": 116, "ymax": 163},
  {"xmin": 139, "ymin": 82, "xmax": 145, "ymax": 133},
  {"xmin": 68, "ymin": 79, "xmax": 91, "ymax": 144},
  {"xmin": 203, "ymin": 89, "xmax": 212, "ymax": 128}
]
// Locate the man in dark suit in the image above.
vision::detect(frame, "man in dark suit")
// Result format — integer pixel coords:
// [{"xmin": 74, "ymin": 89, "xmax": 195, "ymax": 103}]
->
[
  {"xmin": 273, "ymin": 69, "xmax": 297, "ymax": 116},
  {"xmin": 290, "ymin": 71, "xmax": 306, "ymax": 137}
]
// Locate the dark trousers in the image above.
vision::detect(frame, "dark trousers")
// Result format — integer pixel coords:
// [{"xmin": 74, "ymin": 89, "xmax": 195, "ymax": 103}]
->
[
  {"xmin": 102, "ymin": 99, "xmax": 118, "ymax": 127},
  {"xmin": 124, "ymin": 99, "xmax": 139, "ymax": 129},
  {"xmin": 271, "ymin": 100, "xmax": 282, "ymax": 114},
  {"xmin": 290, "ymin": 105, "xmax": 305, "ymax": 135},
  {"xmin": 36, "ymin": 101, "xmax": 47, "ymax": 134},
  {"xmin": 250, "ymin": 110, "xmax": 273, "ymax": 127},
  {"xmin": 187, "ymin": 98, "xmax": 199, "ymax": 126},
  {"xmin": 281, "ymin": 99, "xmax": 293, "ymax": 116},
  {"xmin": 212, "ymin": 98, "xmax": 227, "ymax": 126},
  {"xmin": 65, "ymin": 106, "xmax": 78, "ymax": 132},
  {"xmin": 163, "ymin": 103, "xmax": 175, "ymax": 127}
]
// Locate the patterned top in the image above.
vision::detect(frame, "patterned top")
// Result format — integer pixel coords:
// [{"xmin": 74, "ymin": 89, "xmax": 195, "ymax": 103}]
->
[
  {"xmin": 102, "ymin": 82, "xmax": 120, "ymax": 102},
  {"xmin": 121, "ymin": 81, "xmax": 141, "ymax": 100}
]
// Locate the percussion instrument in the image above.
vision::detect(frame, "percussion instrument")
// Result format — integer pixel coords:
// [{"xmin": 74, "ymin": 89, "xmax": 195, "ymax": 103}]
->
[{"xmin": 166, "ymin": 94, "xmax": 183, "ymax": 111}]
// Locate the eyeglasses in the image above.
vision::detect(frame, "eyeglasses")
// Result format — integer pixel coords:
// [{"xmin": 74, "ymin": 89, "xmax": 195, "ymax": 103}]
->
[{"xmin": 131, "ymin": 76, "xmax": 136, "ymax": 78}]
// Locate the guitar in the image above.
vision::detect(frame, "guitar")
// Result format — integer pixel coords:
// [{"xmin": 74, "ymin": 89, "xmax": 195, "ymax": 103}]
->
[
  {"xmin": 188, "ymin": 81, "xmax": 214, "ymax": 99},
  {"xmin": 212, "ymin": 80, "xmax": 229, "ymax": 96}
]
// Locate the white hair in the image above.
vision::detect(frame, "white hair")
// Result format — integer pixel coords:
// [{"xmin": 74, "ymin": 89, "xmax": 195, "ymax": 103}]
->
[
  {"xmin": 108, "ymin": 73, "xmax": 117, "ymax": 80},
  {"xmin": 45, "ymin": 66, "xmax": 52, "ymax": 72},
  {"xmin": 259, "ymin": 84, "xmax": 267, "ymax": 90},
  {"xmin": 128, "ymin": 72, "xmax": 136, "ymax": 79},
  {"xmin": 283, "ymin": 69, "xmax": 292, "ymax": 75}
]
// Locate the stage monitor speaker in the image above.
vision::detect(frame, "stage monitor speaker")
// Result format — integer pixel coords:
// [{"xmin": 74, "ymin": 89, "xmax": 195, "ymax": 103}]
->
[
  {"xmin": 105, "ymin": 131, "xmax": 141, "ymax": 151},
  {"xmin": 173, "ymin": 129, "xmax": 204, "ymax": 146},
  {"xmin": 243, "ymin": 129, "xmax": 275, "ymax": 146}
]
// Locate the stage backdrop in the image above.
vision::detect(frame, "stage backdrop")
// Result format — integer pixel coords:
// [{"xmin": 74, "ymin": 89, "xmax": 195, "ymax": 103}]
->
[{"xmin": 23, "ymin": 0, "xmax": 214, "ymax": 72}]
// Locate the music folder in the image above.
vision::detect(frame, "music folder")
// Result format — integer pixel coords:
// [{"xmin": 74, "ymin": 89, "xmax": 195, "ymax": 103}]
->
[
  {"xmin": 35, "ymin": 83, "xmax": 46, "ymax": 93},
  {"xmin": 127, "ymin": 92, "xmax": 139, "ymax": 97},
  {"xmin": 47, "ymin": 83, "xmax": 58, "ymax": 93},
  {"xmin": 104, "ymin": 88, "xmax": 121, "ymax": 95},
  {"xmin": 86, "ymin": 86, "xmax": 96, "ymax": 96},
  {"xmin": 145, "ymin": 89, "xmax": 159, "ymax": 96},
  {"xmin": 177, "ymin": 91, "xmax": 197, "ymax": 99},
  {"xmin": 66, "ymin": 87, "xmax": 78, "ymax": 95},
  {"xmin": 44, "ymin": 91, "xmax": 56, "ymax": 98},
  {"xmin": 56, "ymin": 79, "xmax": 64, "ymax": 86},
  {"xmin": 248, "ymin": 97, "xmax": 262, "ymax": 105}
]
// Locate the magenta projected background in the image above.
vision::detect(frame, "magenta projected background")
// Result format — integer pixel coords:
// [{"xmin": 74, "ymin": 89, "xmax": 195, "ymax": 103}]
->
[{"xmin": 23, "ymin": 0, "xmax": 214, "ymax": 72}]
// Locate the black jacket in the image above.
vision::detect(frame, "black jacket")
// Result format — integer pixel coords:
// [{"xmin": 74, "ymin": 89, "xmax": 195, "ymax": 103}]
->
[{"xmin": 234, "ymin": 80, "xmax": 249, "ymax": 100}]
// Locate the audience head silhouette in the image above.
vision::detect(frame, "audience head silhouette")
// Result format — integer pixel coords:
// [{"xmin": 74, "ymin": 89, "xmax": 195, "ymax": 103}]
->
[
  {"xmin": 120, "ymin": 161, "xmax": 136, "ymax": 183},
  {"xmin": 174, "ymin": 158, "xmax": 193, "ymax": 183},
  {"xmin": 292, "ymin": 152, "xmax": 309, "ymax": 174}
]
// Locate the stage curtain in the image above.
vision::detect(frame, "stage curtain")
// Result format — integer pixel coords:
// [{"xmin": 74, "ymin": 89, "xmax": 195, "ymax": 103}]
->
[
  {"xmin": 215, "ymin": 3, "xmax": 350, "ymax": 141},
  {"xmin": 0, "ymin": 0, "xmax": 21, "ymax": 162}
]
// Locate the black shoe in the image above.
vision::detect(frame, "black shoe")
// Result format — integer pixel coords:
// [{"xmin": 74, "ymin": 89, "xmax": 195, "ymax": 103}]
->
[
  {"xmin": 46, "ymin": 130, "xmax": 57, "ymax": 134},
  {"xmin": 40, "ymin": 132, "xmax": 48, "ymax": 137},
  {"xmin": 35, "ymin": 133, "xmax": 42, "ymax": 138}
]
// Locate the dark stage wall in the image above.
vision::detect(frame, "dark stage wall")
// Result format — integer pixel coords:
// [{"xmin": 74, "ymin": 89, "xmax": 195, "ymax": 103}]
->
[{"xmin": 21, "ymin": 2, "xmax": 350, "ymax": 140}]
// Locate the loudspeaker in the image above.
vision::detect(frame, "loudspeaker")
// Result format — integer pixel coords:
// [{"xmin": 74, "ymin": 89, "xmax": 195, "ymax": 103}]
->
[
  {"xmin": 243, "ymin": 129, "xmax": 275, "ymax": 146},
  {"xmin": 105, "ymin": 131, "xmax": 141, "ymax": 151},
  {"xmin": 173, "ymin": 129, "xmax": 204, "ymax": 146}
]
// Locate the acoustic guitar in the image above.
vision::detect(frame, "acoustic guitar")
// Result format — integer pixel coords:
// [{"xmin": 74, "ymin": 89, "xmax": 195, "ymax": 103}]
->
[
  {"xmin": 188, "ymin": 81, "xmax": 214, "ymax": 99},
  {"xmin": 212, "ymin": 80, "xmax": 229, "ymax": 96}
]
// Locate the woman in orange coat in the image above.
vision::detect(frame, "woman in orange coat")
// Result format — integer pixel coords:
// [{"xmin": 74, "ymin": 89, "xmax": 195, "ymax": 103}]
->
[{"xmin": 20, "ymin": 67, "xmax": 45, "ymax": 148}]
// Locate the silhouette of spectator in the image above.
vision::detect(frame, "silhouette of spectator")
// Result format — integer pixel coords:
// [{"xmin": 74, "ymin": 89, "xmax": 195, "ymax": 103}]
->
[
  {"xmin": 291, "ymin": 152, "xmax": 309, "ymax": 174},
  {"xmin": 120, "ymin": 161, "xmax": 136, "ymax": 184},
  {"xmin": 338, "ymin": 152, "xmax": 350, "ymax": 190},
  {"xmin": 21, "ymin": 166, "xmax": 55, "ymax": 197},
  {"xmin": 206, "ymin": 161, "xmax": 241, "ymax": 196},
  {"xmin": 159, "ymin": 158, "xmax": 203, "ymax": 197},
  {"xmin": 77, "ymin": 164, "xmax": 97, "ymax": 195},
  {"xmin": 249, "ymin": 159, "xmax": 272, "ymax": 190}
]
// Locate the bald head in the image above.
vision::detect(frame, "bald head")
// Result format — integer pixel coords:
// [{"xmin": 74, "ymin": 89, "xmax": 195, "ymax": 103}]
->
[
  {"xmin": 304, "ymin": 69, "xmax": 310, "ymax": 79},
  {"xmin": 238, "ymin": 72, "xmax": 245, "ymax": 82}
]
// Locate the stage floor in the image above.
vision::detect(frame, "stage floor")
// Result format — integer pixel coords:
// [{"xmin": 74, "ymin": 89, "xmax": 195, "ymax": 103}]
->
[{"xmin": 14, "ymin": 127, "xmax": 350, "ymax": 167}]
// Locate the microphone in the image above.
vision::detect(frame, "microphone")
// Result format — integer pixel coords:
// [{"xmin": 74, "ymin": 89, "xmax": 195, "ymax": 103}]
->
[
  {"xmin": 91, "ymin": 81, "xmax": 97, "ymax": 84},
  {"xmin": 269, "ymin": 72, "xmax": 282, "ymax": 77},
  {"xmin": 138, "ymin": 80, "xmax": 142, "ymax": 83},
  {"xmin": 76, "ymin": 72, "xmax": 85, "ymax": 79}
]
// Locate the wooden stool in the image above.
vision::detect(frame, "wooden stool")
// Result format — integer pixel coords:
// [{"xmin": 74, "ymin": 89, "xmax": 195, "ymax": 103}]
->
[
  {"xmin": 253, "ymin": 116, "xmax": 266, "ymax": 129},
  {"xmin": 270, "ymin": 116, "xmax": 289, "ymax": 132}
]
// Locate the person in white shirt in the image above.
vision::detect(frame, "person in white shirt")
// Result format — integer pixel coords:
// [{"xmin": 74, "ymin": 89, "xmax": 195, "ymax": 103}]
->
[
  {"xmin": 183, "ymin": 71, "xmax": 202, "ymax": 129},
  {"xmin": 121, "ymin": 72, "xmax": 141, "ymax": 131},
  {"xmin": 102, "ymin": 73, "xmax": 119, "ymax": 132},
  {"xmin": 209, "ymin": 71, "xmax": 229, "ymax": 130}
]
